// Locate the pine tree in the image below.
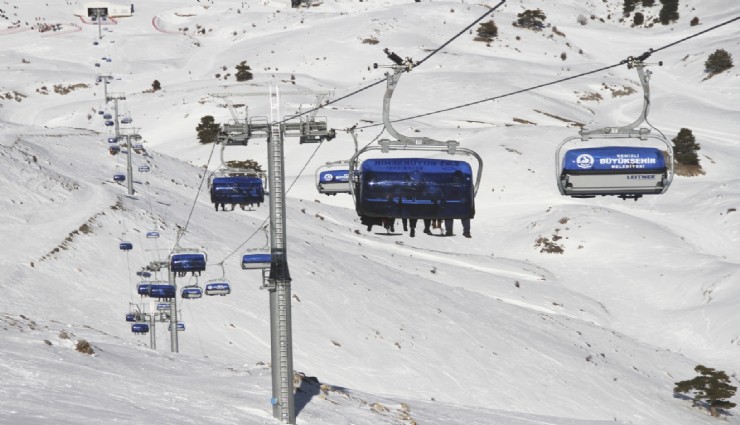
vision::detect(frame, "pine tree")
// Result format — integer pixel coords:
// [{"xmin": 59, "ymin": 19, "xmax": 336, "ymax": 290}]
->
[
  {"xmin": 674, "ymin": 365, "xmax": 737, "ymax": 417},
  {"xmin": 513, "ymin": 9, "xmax": 546, "ymax": 31},
  {"xmin": 672, "ymin": 128, "xmax": 700, "ymax": 166},
  {"xmin": 623, "ymin": 0, "xmax": 639, "ymax": 15},
  {"xmin": 659, "ymin": 0, "xmax": 679, "ymax": 24},
  {"xmin": 476, "ymin": 20, "xmax": 498, "ymax": 41},
  {"xmin": 705, "ymin": 49, "xmax": 734, "ymax": 76},
  {"xmin": 196, "ymin": 115, "xmax": 221, "ymax": 144},
  {"xmin": 633, "ymin": 12, "xmax": 645, "ymax": 25},
  {"xmin": 235, "ymin": 61, "xmax": 253, "ymax": 82},
  {"xmin": 151, "ymin": 80, "xmax": 161, "ymax": 91}
]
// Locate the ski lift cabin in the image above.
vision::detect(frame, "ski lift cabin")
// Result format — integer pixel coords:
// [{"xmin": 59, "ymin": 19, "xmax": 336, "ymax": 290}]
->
[
  {"xmin": 121, "ymin": 116, "xmax": 132, "ymax": 124},
  {"xmin": 210, "ymin": 176, "xmax": 264, "ymax": 208},
  {"xmin": 555, "ymin": 58, "xmax": 673, "ymax": 200},
  {"xmin": 242, "ymin": 253, "xmax": 271, "ymax": 270},
  {"xmin": 109, "ymin": 145, "xmax": 120, "ymax": 155},
  {"xmin": 149, "ymin": 283, "xmax": 176, "ymax": 299},
  {"xmin": 157, "ymin": 302, "xmax": 170, "ymax": 311},
  {"xmin": 168, "ymin": 322, "xmax": 185, "ymax": 332},
  {"xmin": 119, "ymin": 241, "xmax": 133, "ymax": 251},
  {"xmin": 354, "ymin": 158, "xmax": 475, "ymax": 219},
  {"xmin": 113, "ymin": 173, "xmax": 125, "ymax": 182},
  {"xmin": 316, "ymin": 161, "xmax": 350, "ymax": 195},
  {"xmin": 558, "ymin": 146, "xmax": 669, "ymax": 199},
  {"xmin": 181, "ymin": 286, "xmax": 203, "ymax": 299},
  {"xmin": 138, "ymin": 165, "xmax": 150, "ymax": 172},
  {"xmin": 170, "ymin": 252, "xmax": 207, "ymax": 276},
  {"xmin": 205, "ymin": 280, "xmax": 231, "ymax": 296},
  {"xmin": 105, "ymin": 120, "xmax": 114, "ymax": 127},
  {"xmin": 146, "ymin": 230, "xmax": 159, "ymax": 238},
  {"xmin": 103, "ymin": 113, "xmax": 112, "ymax": 120},
  {"xmin": 131, "ymin": 323, "xmax": 149, "ymax": 334}
]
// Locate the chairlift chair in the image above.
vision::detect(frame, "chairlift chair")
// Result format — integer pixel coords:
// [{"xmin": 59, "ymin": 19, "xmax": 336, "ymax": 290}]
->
[
  {"xmin": 242, "ymin": 253, "xmax": 272, "ymax": 270},
  {"xmin": 113, "ymin": 173, "xmax": 126, "ymax": 182},
  {"xmin": 103, "ymin": 113, "xmax": 112, "ymax": 120},
  {"xmin": 156, "ymin": 302, "xmax": 171, "ymax": 311},
  {"xmin": 149, "ymin": 283, "xmax": 176, "ymax": 299},
  {"xmin": 109, "ymin": 145, "xmax": 120, "ymax": 155},
  {"xmin": 316, "ymin": 161, "xmax": 351, "ymax": 195},
  {"xmin": 204, "ymin": 280, "xmax": 231, "ymax": 296},
  {"xmin": 170, "ymin": 251, "xmax": 207, "ymax": 276},
  {"xmin": 131, "ymin": 323, "xmax": 149, "ymax": 334},
  {"xmin": 555, "ymin": 59, "xmax": 673, "ymax": 200},
  {"xmin": 105, "ymin": 120, "xmax": 114, "ymax": 127},
  {"xmin": 119, "ymin": 241, "xmax": 133, "ymax": 251},
  {"xmin": 168, "ymin": 322, "xmax": 185, "ymax": 332},
  {"xmin": 138, "ymin": 165, "xmax": 150, "ymax": 173},
  {"xmin": 145, "ymin": 230, "xmax": 159, "ymax": 238},
  {"xmin": 181, "ymin": 286, "xmax": 204, "ymax": 299},
  {"xmin": 121, "ymin": 116, "xmax": 132, "ymax": 124},
  {"xmin": 136, "ymin": 282, "xmax": 151, "ymax": 296},
  {"xmin": 108, "ymin": 136, "xmax": 117, "ymax": 143}
]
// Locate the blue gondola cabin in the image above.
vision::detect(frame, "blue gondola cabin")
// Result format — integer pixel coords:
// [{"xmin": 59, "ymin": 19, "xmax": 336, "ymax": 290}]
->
[
  {"xmin": 170, "ymin": 252, "xmax": 207, "ymax": 276},
  {"xmin": 318, "ymin": 169, "xmax": 350, "ymax": 195},
  {"xmin": 210, "ymin": 176, "xmax": 264, "ymax": 208},
  {"xmin": 560, "ymin": 147, "xmax": 668, "ymax": 199},
  {"xmin": 242, "ymin": 253, "xmax": 272, "ymax": 270},
  {"xmin": 181, "ymin": 287, "xmax": 203, "ymax": 299},
  {"xmin": 356, "ymin": 158, "xmax": 474, "ymax": 219},
  {"xmin": 131, "ymin": 323, "xmax": 149, "ymax": 334},
  {"xmin": 205, "ymin": 281, "xmax": 231, "ymax": 296}
]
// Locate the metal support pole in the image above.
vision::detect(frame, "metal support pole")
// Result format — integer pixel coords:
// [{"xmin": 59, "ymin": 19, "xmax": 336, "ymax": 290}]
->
[
  {"xmin": 149, "ymin": 312, "xmax": 156, "ymax": 350},
  {"xmin": 266, "ymin": 86, "xmax": 295, "ymax": 424},
  {"xmin": 97, "ymin": 14, "xmax": 102, "ymax": 40},
  {"xmin": 113, "ymin": 98, "xmax": 120, "ymax": 143},
  {"xmin": 169, "ymin": 267, "xmax": 179, "ymax": 353},
  {"xmin": 125, "ymin": 135, "xmax": 134, "ymax": 196}
]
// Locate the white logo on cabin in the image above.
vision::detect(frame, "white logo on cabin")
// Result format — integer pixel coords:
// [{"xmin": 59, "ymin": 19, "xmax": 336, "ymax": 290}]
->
[
  {"xmin": 576, "ymin": 154, "xmax": 594, "ymax": 169},
  {"xmin": 322, "ymin": 174, "xmax": 334, "ymax": 181}
]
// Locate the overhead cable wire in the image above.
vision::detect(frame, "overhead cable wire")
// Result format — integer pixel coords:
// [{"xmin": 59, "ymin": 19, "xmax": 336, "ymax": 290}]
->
[
  {"xmin": 354, "ymin": 14, "xmax": 740, "ymax": 130},
  {"xmin": 174, "ymin": 139, "xmax": 218, "ymax": 248},
  {"xmin": 275, "ymin": 0, "xmax": 506, "ymax": 126}
]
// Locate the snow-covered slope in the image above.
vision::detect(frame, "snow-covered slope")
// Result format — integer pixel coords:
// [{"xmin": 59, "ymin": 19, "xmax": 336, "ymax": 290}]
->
[{"xmin": 1, "ymin": 0, "xmax": 739, "ymax": 424}]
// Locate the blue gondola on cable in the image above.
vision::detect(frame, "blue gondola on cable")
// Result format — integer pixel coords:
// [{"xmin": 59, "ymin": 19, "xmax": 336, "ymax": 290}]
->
[
  {"xmin": 137, "ymin": 282, "xmax": 151, "ymax": 296},
  {"xmin": 103, "ymin": 113, "xmax": 112, "ymax": 120},
  {"xmin": 559, "ymin": 147, "xmax": 668, "ymax": 199},
  {"xmin": 138, "ymin": 165, "xmax": 150, "ymax": 172},
  {"xmin": 113, "ymin": 174, "xmax": 125, "ymax": 182},
  {"xmin": 94, "ymin": 63, "xmax": 101, "ymax": 67},
  {"xmin": 356, "ymin": 158, "xmax": 475, "ymax": 219},
  {"xmin": 205, "ymin": 281, "xmax": 231, "ymax": 296},
  {"xmin": 146, "ymin": 230, "xmax": 159, "ymax": 238},
  {"xmin": 98, "ymin": 110, "xmax": 104, "ymax": 115},
  {"xmin": 317, "ymin": 169, "xmax": 350, "ymax": 195},
  {"xmin": 125, "ymin": 313, "xmax": 137, "ymax": 322},
  {"xmin": 157, "ymin": 302, "xmax": 171, "ymax": 311},
  {"xmin": 119, "ymin": 241, "xmax": 133, "ymax": 251},
  {"xmin": 121, "ymin": 117, "xmax": 132, "ymax": 124},
  {"xmin": 149, "ymin": 283, "xmax": 176, "ymax": 299},
  {"xmin": 105, "ymin": 120, "xmax": 114, "ymax": 127},
  {"xmin": 242, "ymin": 253, "xmax": 271, "ymax": 270},
  {"xmin": 109, "ymin": 145, "xmax": 120, "ymax": 155},
  {"xmin": 170, "ymin": 252, "xmax": 207, "ymax": 275},
  {"xmin": 210, "ymin": 176, "xmax": 265, "ymax": 207},
  {"xmin": 181, "ymin": 286, "xmax": 203, "ymax": 299},
  {"xmin": 131, "ymin": 323, "xmax": 149, "ymax": 334},
  {"xmin": 108, "ymin": 137, "xmax": 117, "ymax": 143},
  {"xmin": 168, "ymin": 322, "xmax": 185, "ymax": 332}
]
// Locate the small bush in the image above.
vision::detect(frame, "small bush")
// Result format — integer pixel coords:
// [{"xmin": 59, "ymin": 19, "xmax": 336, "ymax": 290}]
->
[
  {"xmin": 75, "ymin": 339, "xmax": 95, "ymax": 355},
  {"xmin": 235, "ymin": 61, "xmax": 253, "ymax": 82},
  {"xmin": 633, "ymin": 12, "xmax": 645, "ymax": 25},
  {"xmin": 513, "ymin": 9, "xmax": 546, "ymax": 31},
  {"xmin": 151, "ymin": 80, "xmax": 161, "ymax": 91},
  {"xmin": 672, "ymin": 128, "xmax": 700, "ymax": 166},
  {"xmin": 690, "ymin": 16, "xmax": 699, "ymax": 26},
  {"xmin": 658, "ymin": 0, "xmax": 679, "ymax": 25},
  {"xmin": 560, "ymin": 52, "xmax": 567, "ymax": 61},
  {"xmin": 705, "ymin": 49, "xmax": 734, "ymax": 76},
  {"xmin": 196, "ymin": 115, "xmax": 221, "ymax": 144},
  {"xmin": 577, "ymin": 14, "xmax": 588, "ymax": 25},
  {"xmin": 642, "ymin": 0, "xmax": 655, "ymax": 5},
  {"xmin": 623, "ymin": 0, "xmax": 638, "ymax": 15},
  {"xmin": 476, "ymin": 20, "xmax": 498, "ymax": 41}
]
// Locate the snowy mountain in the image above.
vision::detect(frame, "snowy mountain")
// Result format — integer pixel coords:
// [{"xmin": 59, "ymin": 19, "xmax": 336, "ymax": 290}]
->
[{"xmin": 1, "ymin": 0, "xmax": 739, "ymax": 424}]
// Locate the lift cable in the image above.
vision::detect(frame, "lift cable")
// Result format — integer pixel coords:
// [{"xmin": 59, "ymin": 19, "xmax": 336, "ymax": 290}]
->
[
  {"xmin": 353, "ymin": 14, "xmax": 740, "ymax": 130},
  {"xmin": 173, "ymin": 139, "xmax": 218, "ymax": 249},
  {"xmin": 274, "ymin": 0, "xmax": 506, "ymax": 126}
]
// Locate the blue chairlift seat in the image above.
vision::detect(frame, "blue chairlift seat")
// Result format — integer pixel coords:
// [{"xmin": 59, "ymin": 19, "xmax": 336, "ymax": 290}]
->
[
  {"xmin": 149, "ymin": 283, "xmax": 176, "ymax": 299},
  {"xmin": 181, "ymin": 286, "xmax": 203, "ymax": 299},
  {"xmin": 113, "ymin": 174, "xmax": 126, "ymax": 182},
  {"xmin": 108, "ymin": 137, "xmax": 117, "ymax": 143},
  {"xmin": 105, "ymin": 120, "xmax": 114, "ymax": 127},
  {"xmin": 141, "ymin": 271, "xmax": 151, "ymax": 278},
  {"xmin": 146, "ymin": 230, "xmax": 159, "ymax": 238},
  {"xmin": 121, "ymin": 117, "xmax": 132, "ymax": 124},
  {"xmin": 205, "ymin": 281, "xmax": 231, "ymax": 296},
  {"xmin": 157, "ymin": 302, "xmax": 171, "ymax": 311},
  {"xmin": 119, "ymin": 241, "xmax": 133, "ymax": 251},
  {"xmin": 103, "ymin": 113, "xmax": 112, "ymax": 120},
  {"xmin": 125, "ymin": 313, "xmax": 140, "ymax": 322},
  {"xmin": 109, "ymin": 145, "xmax": 120, "ymax": 155},
  {"xmin": 132, "ymin": 143, "xmax": 144, "ymax": 150},
  {"xmin": 210, "ymin": 176, "xmax": 265, "ymax": 207},
  {"xmin": 131, "ymin": 323, "xmax": 149, "ymax": 334},
  {"xmin": 356, "ymin": 158, "xmax": 475, "ymax": 219},
  {"xmin": 138, "ymin": 165, "xmax": 150, "ymax": 172},
  {"xmin": 168, "ymin": 322, "xmax": 185, "ymax": 332},
  {"xmin": 98, "ymin": 110, "xmax": 104, "ymax": 115},
  {"xmin": 317, "ymin": 169, "xmax": 350, "ymax": 195},
  {"xmin": 94, "ymin": 63, "xmax": 101, "ymax": 67},
  {"xmin": 242, "ymin": 253, "xmax": 271, "ymax": 270},
  {"xmin": 137, "ymin": 282, "xmax": 151, "ymax": 296},
  {"xmin": 560, "ymin": 147, "xmax": 668, "ymax": 199},
  {"xmin": 170, "ymin": 252, "xmax": 207, "ymax": 275}
]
